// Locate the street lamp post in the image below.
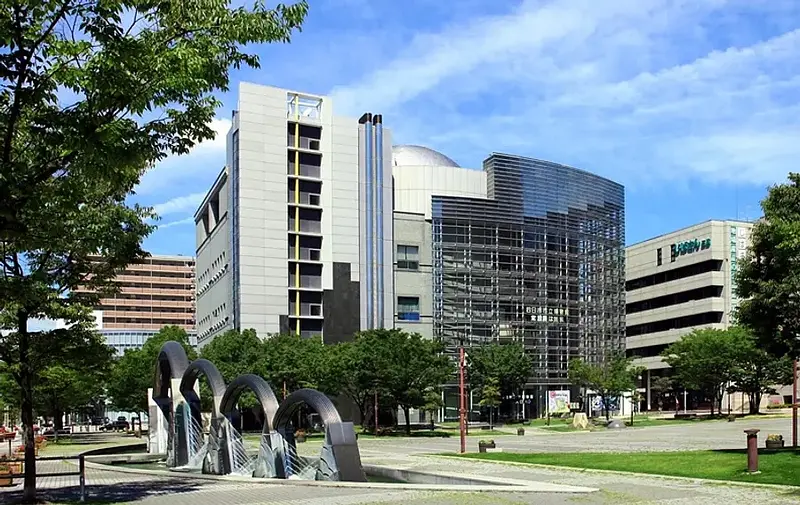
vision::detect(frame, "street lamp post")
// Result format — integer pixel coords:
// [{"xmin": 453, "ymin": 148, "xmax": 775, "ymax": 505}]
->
[{"xmin": 459, "ymin": 346, "xmax": 466, "ymax": 454}]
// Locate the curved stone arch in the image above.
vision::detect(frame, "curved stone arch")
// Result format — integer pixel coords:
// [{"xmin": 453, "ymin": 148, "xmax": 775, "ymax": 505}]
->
[
  {"xmin": 219, "ymin": 374, "xmax": 280, "ymax": 434},
  {"xmin": 272, "ymin": 388, "xmax": 342, "ymax": 430},
  {"xmin": 271, "ymin": 388, "xmax": 365, "ymax": 482},
  {"xmin": 153, "ymin": 341, "xmax": 190, "ymax": 400},
  {"xmin": 179, "ymin": 359, "xmax": 227, "ymax": 418}
]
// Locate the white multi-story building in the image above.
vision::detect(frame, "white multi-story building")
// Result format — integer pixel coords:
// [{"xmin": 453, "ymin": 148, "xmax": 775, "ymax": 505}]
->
[
  {"xmin": 194, "ymin": 83, "xmax": 394, "ymax": 346},
  {"xmin": 626, "ymin": 219, "xmax": 754, "ymax": 410}
]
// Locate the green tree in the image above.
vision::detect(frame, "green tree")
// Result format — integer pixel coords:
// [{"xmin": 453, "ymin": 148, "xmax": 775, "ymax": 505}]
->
[
  {"xmin": 569, "ymin": 353, "xmax": 642, "ymax": 420},
  {"xmin": 200, "ymin": 329, "xmax": 263, "ymax": 382},
  {"xmin": 467, "ymin": 343, "xmax": 532, "ymax": 397},
  {"xmin": 735, "ymin": 173, "xmax": 800, "ymax": 358},
  {"xmin": 107, "ymin": 326, "xmax": 196, "ymax": 417},
  {"xmin": 421, "ymin": 388, "xmax": 443, "ymax": 431},
  {"xmin": 478, "ymin": 377, "xmax": 501, "ymax": 428},
  {"xmin": 259, "ymin": 333, "xmax": 326, "ymax": 397},
  {"xmin": 0, "ymin": 330, "xmax": 112, "ymax": 430},
  {"xmin": 727, "ymin": 329, "xmax": 794, "ymax": 414},
  {"xmin": 661, "ymin": 328, "xmax": 744, "ymax": 416},
  {"xmin": 200, "ymin": 328, "xmax": 263, "ymax": 411},
  {"xmin": 649, "ymin": 376, "xmax": 674, "ymax": 411},
  {"xmin": 323, "ymin": 339, "xmax": 382, "ymax": 429},
  {"xmin": 370, "ymin": 329, "xmax": 453, "ymax": 435},
  {"xmin": 0, "ymin": 1, "xmax": 307, "ymax": 500}
]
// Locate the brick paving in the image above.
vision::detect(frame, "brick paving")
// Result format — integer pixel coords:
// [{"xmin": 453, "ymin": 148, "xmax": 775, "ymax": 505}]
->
[{"xmin": 2, "ymin": 419, "xmax": 799, "ymax": 504}]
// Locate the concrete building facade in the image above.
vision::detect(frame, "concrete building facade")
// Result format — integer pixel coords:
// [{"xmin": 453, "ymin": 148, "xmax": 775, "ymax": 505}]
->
[
  {"xmin": 195, "ymin": 83, "xmax": 393, "ymax": 347},
  {"xmin": 625, "ymin": 220, "xmax": 754, "ymax": 409},
  {"xmin": 74, "ymin": 254, "xmax": 197, "ymax": 354}
]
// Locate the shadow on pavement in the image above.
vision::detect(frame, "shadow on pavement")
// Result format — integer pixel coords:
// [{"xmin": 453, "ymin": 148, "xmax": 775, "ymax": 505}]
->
[{"xmin": 2, "ymin": 479, "xmax": 206, "ymax": 504}]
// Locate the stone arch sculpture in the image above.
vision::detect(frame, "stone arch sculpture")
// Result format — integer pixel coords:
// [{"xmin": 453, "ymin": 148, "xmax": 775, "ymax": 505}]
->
[
  {"xmin": 173, "ymin": 359, "xmax": 227, "ymax": 469},
  {"xmin": 150, "ymin": 342, "xmax": 190, "ymax": 466},
  {"xmin": 217, "ymin": 374, "xmax": 281, "ymax": 476},
  {"xmin": 148, "ymin": 341, "xmax": 365, "ymax": 481},
  {"xmin": 272, "ymin": 389, "xmax": 366, "ymax": 482}
]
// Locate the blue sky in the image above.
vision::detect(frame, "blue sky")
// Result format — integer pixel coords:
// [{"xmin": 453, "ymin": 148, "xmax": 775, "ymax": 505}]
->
[{"xmin": 134, "ymin": 0, "xmax": 800, "ymax": 256}]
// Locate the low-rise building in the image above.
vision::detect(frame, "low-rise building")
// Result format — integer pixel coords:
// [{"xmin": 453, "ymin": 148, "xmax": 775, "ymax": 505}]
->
[{"xmin": 626, "ymin": 220, "xmax": 754, "ymax": 410}]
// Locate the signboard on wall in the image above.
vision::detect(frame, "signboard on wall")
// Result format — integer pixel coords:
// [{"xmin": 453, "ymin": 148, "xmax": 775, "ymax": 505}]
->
[
  {"xmin": 670, "ymin": 237, "xmax": 711, "ymax": 262},
  {"xmin": 548, "ymin": 390, "xmax": 571, "ymax": 414}
]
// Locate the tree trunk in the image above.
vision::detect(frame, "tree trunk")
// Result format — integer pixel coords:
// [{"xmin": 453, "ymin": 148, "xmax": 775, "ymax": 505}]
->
[
  {"xmin": 750, "ymin": 392, "xmax": 761, "ymax": 415},
  {"xmin": 54, "ymin": 410, "xmax": 64, "ymax": 431},
  {"xmin": 403, "ymin": 406, "xmax": 411, "ymax": 435},
  {"xmin": 19, "ymin": 314, "xmax": 37, "ymax": 503},
  {"xmin": 601, "ymin": 395, "xmax": 610, "ymax": 420}
]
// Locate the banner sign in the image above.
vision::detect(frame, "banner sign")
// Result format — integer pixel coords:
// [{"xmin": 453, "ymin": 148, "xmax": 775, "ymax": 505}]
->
[{"xmin": 548, "ymin": 390, "xmax": 571, "ymax": 414}]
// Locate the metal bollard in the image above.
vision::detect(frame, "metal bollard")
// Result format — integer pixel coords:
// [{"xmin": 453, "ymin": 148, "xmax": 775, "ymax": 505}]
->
[
  {"xmin": 79, "ymin": 454, "xmax": 86, "ymax": 502},
  {"xmin": 744, "ymin": 429, "xmax": 760, "ymax": 473}
]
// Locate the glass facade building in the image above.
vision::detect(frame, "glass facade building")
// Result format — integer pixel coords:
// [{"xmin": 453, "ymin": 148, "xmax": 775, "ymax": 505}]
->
[{"xmin": 432, "ymin": 153, "xmax": 625, "ymax": 418}]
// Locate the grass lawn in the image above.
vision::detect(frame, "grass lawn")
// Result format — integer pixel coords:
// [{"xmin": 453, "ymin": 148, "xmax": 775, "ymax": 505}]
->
[{"xmin": 455, "ymin": 449, "xmax": 800, "ymax": 486}]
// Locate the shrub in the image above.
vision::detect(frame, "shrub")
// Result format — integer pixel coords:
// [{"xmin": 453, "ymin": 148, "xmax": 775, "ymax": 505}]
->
[{"xmin": 767, "ymin": 433, "xmax": 783, "ymax": 442}]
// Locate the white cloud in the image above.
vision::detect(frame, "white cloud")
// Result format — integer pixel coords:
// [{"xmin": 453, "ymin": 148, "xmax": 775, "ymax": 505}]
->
[
  {"xmin": 157, "ymin": 217, "xmax": 195, "ymax": 230},
  {"xmin": 136, "ymin": 117, "xmax": 230, "ymax": 195},
  {"xmin": 152, "ymin": 192, "xmax": 206, "ymax": 218},
  {"xmin": 329, "ymin": 0, "xmax": 800, "ymax": 186}
]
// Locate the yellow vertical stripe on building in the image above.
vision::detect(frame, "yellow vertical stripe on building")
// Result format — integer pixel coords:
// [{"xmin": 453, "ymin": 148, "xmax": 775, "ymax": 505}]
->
[
  {"xmin": 295, "ymin": 319, "xmax": 300, "ymax": 335},
  {"xmin": 294, "ymin": 207, "xmax": 299, "ymax": 232},
  {"xmin": 295, "ymin": 263, "xmax": 300, "ymax": 288},
  {"xmin": 294, "ymin": 178, "xmax": 299, "ymax": 204},
  {"xmin": 294, "ymin": 235, "xmax": 299, "ymax": 260}
]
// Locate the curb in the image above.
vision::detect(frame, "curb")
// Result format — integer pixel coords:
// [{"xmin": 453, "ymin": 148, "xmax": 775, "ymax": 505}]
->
[
  {"xmin": 426, "ymin": 455, "xmax": 800, "ymax": 491},
  {"xmin": 83, "ymin": 459, "xmax": 598, "ymax": 494}
]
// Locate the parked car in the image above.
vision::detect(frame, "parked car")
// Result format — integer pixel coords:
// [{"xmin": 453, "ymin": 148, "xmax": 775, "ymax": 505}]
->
[{"xmin": 100, "ymin": 417, "xmax": 129, "ymax": 432}]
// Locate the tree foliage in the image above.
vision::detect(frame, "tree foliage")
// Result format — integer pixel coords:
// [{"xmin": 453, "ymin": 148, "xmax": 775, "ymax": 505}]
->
[
  {"xmin": 662, "ymin": 327, "xmax": 745, "ymax": 415},
  {"xmin": 649, "ymin": 376, "xmax": 675, "ymax": 411},
  {"xmin": 371, "ymin": 330, "xmax": 453, "ymax": 435},
  {"xmin": 478, "ymin": 377, "xmax": 501, "ymax": 427},
  {"xmin": 735, "ymin": 173, "xmax": 800, "ymax": 358},
  {"xmin": 569, "ymin": 352, "xmax": 641, "ymax": 420},
  {"xmin": 259, "ymin": 333, "xmax": 326, "ymax": 395},
  {"xmin": 107, "ymin": 326, "xmax": 196, "ymax": 416},
  {"xmin": 0, "ymin": 0, "xmax": 307, "ymax": 499},
  {"xmin": 466, "ymin": 343, "xmax": 531, "ymax": 397},
  {"xmin": 200, "ymin": 328, "xmax": 262, "ymax": 382}
]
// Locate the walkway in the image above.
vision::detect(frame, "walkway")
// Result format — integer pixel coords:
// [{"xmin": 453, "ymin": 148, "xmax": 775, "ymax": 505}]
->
[{"xmin": 1, "ymin": 418, "xmax": 797, "ymax": 504}]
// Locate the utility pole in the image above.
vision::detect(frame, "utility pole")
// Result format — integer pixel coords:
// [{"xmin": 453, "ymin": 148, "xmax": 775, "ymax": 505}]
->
[
  {"xmin": 459, "ymin": 346, "xmax": 466, "ymax": 454},
  {"xmin": 793, "ymin": 359, "xmax": 798, "ymax": 448}
]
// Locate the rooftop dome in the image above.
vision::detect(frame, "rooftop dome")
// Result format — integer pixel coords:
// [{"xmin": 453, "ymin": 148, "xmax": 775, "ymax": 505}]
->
[{"xmin": 392, "ymin": 144, "xmax": 460, "ymax": 168}]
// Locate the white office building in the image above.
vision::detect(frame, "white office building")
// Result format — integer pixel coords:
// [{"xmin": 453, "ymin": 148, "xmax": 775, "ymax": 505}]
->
[
  {"xmin": 195, "ymin": 83, "xmax": 394, "ymax": 346},
  {"xmin": 626, "ymin": 220, "xmax": 754, "ymax": 410}
]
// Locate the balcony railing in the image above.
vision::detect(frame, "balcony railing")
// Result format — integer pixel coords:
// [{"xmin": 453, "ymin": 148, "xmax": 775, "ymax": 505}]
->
[
  {"xmin": 287, "ymin": 134, "xmax": 320, "ymax": 151},
  {"xmin": 287, "ymin": 163, "xmax": 321, "ymax": 179},
  {"xmin": 288, "ymin": 247, "xmax": 321, "ymax": 261},
  {"xmin": 289, "ymin": 302, "xmax": 323, "ymax": 317},
  {"xmin": 288, "ymin": 219, "xmax": 321, "ymax": 234},
  {"xmin": 287, "ymin": 192, "xmax": 321, "ymax": 206},
  {"xmin": 289, "ymin": 274, "xmax": 322, "ymax": 289}
]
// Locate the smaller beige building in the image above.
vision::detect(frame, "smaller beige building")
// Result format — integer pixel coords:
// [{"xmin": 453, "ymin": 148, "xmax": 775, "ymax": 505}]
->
[{"xmin": 626, "ymin": 220, "xmax": 754, "ymax": 410}]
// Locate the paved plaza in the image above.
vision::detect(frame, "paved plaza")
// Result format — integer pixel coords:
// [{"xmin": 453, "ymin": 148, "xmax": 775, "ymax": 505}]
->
[{"xmin": 1, "ymin": 417, "xmax": 798, "ymax": 504}]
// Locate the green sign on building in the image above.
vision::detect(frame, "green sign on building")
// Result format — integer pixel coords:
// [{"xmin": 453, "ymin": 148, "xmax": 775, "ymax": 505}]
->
[{"xmin": 670, "ymin": 237, "xmax": 711, "ymax": 262}]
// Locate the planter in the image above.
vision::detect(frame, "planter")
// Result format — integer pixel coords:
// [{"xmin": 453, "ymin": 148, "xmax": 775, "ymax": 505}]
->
[
  {"xmin": 766, "ymin": 440, "xmax": 785, "ymax": 450},
  {"xmin": 478, "ymin": 442, "xmax": 496, "ymax": 453},
  {"xmin": 517, "ymin": 428, "xmax": 525, "ymax": 436},
  {"xmin": 0, "ymin": 470, "xmax": 12, "ymax": 487}
]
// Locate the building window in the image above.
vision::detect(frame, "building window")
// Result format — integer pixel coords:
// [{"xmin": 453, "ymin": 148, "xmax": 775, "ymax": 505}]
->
[
  {"xmin": 397, "ymin": 245, "xmax": 420, "ymax": 270},
  {"xmin": 397, "ymin": 296, "xmax": 420, "ymax": 321},
  {"xmin": 657, "ymin": 248, "xmax": 662, "ymax": 266}
]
